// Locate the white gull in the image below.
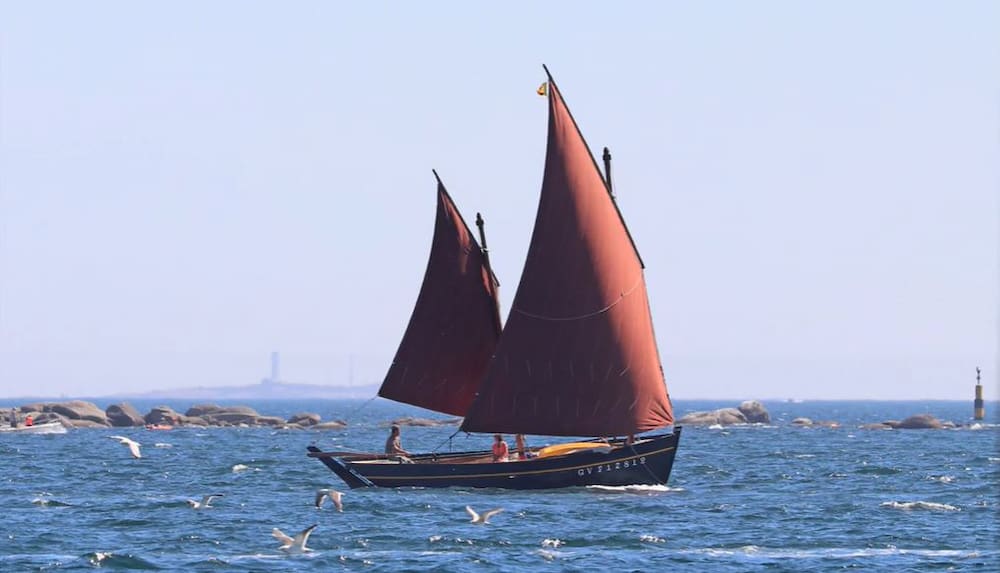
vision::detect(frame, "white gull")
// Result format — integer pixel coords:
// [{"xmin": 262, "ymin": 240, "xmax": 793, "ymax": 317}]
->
[
  {"xmin": 108, "ymin": 435, "xmax": 142, "ymax": 458},
  {"xmin": 314, "ymin": 489, "xmax": 343, "ymax": 511},
  {"xmin": 465, "ymin": 505, "xmax": 503, "ymax": 524},
  {"xmin": 187, "ymin": 494, "xmax": 224, "ymax": 509},
  {"xmin": 272, "ymin": 524, "xmax": 317, "ymax": 553}
]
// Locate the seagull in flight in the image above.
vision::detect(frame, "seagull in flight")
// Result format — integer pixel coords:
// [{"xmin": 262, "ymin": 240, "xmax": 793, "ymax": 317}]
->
[
  {"xmin": 272, "ymin": 524, "xmax": 317, "ymax": 553},
  {"xmin": 187, "ymin": 494, "xmax": 224, "ymax": 509},
  {"xmin": 314, "ymin": 489, "xmax": 343, "ymax": 511},
  {"xmin": 465, "ymin": 505, "xmax": 504, "ymax": 524},
  {"xmin": 108, "ymin": 435, "xmax": 142, "ymax": 458}
]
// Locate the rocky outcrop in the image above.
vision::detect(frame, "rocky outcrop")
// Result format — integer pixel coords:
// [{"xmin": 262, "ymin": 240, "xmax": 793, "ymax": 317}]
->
[
  {"xmin": 106, "ymin": 402, "xmax": 145, "ymax": 427},
  {"xmin": 791, "ymin": 417, "xmax": 841, "ymax": 428},
  {"xmin": 886, "ymin": 414, "xmax": 944, "ymax": 430},
  {"xmin": 390, "ymin": 416, "xmax": 462, "ymax": 427},
  {"xmin": 17, "ymin": 401, "xmax": 109, "ymax": 426},
  {"xmin": 677, "ymin": 401, "xmax": 771, "ymax": 426},
  {"xmin": 12, "ymin": 401, "xmax": 342, "ymax": 430},
  {"xmin": 31, "ymin": 412, "xmax": 71, "ymax": 427},
  {"xmin": 187, "ymin": 405, "xmax": 261, "ymax": 426},
  {"xmin": 185, "ymin": 404, "xmax": 224, "ymax": 418},
  {"xmin": 66, "ymin": 419, "xmax": 110, "ymax": 428},
  {"xmin": 677, "ymin": 408, "xmax": 746, "ymax": 425},
  {"xmin": 312, "ymin": 420, "xmax": 348, "ymax": 430},
  {"xmin": 144, "ymin": 405, "xmax": 183, "ymax": 425},
  {"xmin": 287, "ymin": 412, "xmax": 321, "ymax": 427},
  {"xmin": 738, "ymin": 400, "xmax": 771, "ymax": 424}
]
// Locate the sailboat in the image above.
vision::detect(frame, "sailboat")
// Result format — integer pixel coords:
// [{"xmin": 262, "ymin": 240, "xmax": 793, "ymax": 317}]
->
[{"xmin": 307, "ymin": 67, "xmax": 681, "ymax": 489}]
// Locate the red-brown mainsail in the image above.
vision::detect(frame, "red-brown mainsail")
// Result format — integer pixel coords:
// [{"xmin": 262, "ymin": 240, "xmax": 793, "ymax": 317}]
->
[
  {"xmin": 378, "ymin": 172, "xmax": 502, "ymax": 416},
  {"xmin": 461, "ymin": 75, "xmax": 673, "ymax": 436}
]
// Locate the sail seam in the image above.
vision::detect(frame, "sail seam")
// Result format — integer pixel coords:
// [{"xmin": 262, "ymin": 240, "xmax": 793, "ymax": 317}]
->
[{"xmin": 513, "ymin": 275, "xmax": 642, "ymax": 322}]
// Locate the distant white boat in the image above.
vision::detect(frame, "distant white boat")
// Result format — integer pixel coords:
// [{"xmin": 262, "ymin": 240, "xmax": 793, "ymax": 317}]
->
[{"xmin": 0, "ymin": 421, "xmax": 68, "ymax": 434}]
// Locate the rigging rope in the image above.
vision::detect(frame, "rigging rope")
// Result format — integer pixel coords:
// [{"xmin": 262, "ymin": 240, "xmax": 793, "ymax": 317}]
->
[
  {"xmin": 513, "ymin": 275, "xmax": 643, "ymax": 322},
  {"xmin": 431, "ymin": 428, "xmax": 464, "ymax": 454},
  {"xmin": 310, "ymin": 395, "xmax": 378, "ymax": 447},
  {"xmin": 342, "ymin": 395, "xmax": 377, "ymax": 426}
]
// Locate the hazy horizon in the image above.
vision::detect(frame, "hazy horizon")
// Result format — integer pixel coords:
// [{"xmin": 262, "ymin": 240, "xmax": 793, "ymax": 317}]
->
[{"xmin": 1, "ymin": 2, "xmax": 997, "ymax": 401}]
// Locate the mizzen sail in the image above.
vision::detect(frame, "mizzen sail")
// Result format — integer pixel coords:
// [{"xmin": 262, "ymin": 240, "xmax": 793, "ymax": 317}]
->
[
  {"xmin": 461, "ymin": 75, "xmax": 673, "ymax": 436},
  {"xmin": 378, "ymin": 174, "xmax": 502, "ymax": 416}
]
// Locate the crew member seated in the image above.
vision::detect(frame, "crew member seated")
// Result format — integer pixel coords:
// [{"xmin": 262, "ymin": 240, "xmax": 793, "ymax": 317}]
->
[
  {"xmin": 492, "ymin": 434, "xmax": 509, "ymax": 462},
  {"xmin": 385, "ymin": 424, "xmax": 413, "ymax": 463}
]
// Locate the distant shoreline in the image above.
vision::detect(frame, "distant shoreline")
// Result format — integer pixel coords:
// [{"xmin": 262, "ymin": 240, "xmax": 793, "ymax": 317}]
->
[{"xmin": 1, "ymin": 395, "xmax": 996, "ymax": 404}]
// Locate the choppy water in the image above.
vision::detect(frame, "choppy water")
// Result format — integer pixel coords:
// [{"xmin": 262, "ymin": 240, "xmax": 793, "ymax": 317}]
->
[{"xmin": 2, "ymin": 399, "xmax": 997, "ymax": 571}]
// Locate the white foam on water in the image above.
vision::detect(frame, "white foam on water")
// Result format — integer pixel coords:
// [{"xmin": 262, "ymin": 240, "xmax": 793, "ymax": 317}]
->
[
  {"xmin": 879, "ymin": 501, "xmax": 960, "ymax": 511},
  {"xmin": 684, "ymin": 546, "xmax": 986, "ymax": 559},
  {"xmin": 926, "ymin": 475, "xmax": 954, "ymax": 484},
  {"xmin": 154, "ymin": 443, "xmax": 173, "ymax": 448},
  {"xmin": 88, "ymin": 551, "xmax": 112, "ymax": 565},
  {"xmin": 586, "ymin": 484, "xmax": 682, "ymax": 494},
  {"xmin": 32, "ymin": 494, "xmax": 70, "ymax": 507},
  {"xmin": 536, "ymin": 549, "xmax": 567, "ymax": 561},
  {"xmin": 231, "ymin": 464, "xmax": 250, "ymax": 472},
  {"xmin": 639, "ymin": 534, "xmax": 665, "ymax": 543},
  {"xmin": 541, "ymin": 538, "xmax": 563, "ymax": 548}
]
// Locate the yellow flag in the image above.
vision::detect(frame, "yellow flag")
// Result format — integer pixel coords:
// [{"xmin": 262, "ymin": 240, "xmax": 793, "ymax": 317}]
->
[{"xmin": 536, "ymin": 82, "xmax": 547, "ymax": 96}]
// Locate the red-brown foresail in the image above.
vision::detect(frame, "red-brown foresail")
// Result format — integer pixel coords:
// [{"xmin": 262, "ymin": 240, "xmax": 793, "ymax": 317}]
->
[
  {"xmin": 460, "ymin": 76, "xmax": 673, "ymax": 436},
  {"xmin": 378, "ymin": 174, "xmax": 502, "ymax": 416}
]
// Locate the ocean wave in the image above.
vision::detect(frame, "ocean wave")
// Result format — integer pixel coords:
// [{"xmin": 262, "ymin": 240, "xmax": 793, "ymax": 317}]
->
[
  {"xmin": 856, "ymin": 465, "xmax": 902, "ymax": 475},
  {"xmin": 536, "ymin": 548, "xmax": 567, "ymax": 561},
  {"xmin": 585, "ymin": 484, "xmax": 682, "ymax": 494},
  {"xmin": 880, "ymin": 501, "xmax": 960, "ymax": 511},
  {"xmin": 84, "ymin": 551, "xmax": 161, "ymax": 569},
  {"xmin": 32, "ymin": 497, "xmax": 71, "ymax": 507},
  {"xmin": 684, "ymin": 546, "xmax": 987, "ymax": 559}
]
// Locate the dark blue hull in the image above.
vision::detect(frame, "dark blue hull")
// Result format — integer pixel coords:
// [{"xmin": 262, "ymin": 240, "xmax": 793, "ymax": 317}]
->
[{"xmin": 307, "ymin": 428, "xmax": 680, "ymax": 489}]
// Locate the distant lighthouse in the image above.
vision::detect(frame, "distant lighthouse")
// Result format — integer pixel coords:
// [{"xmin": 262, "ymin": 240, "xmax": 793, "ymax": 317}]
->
[
  {"xmin": 261, "ymin": 352, "xmax": 280, "ymax": 386},
  {"xmin": 973, "ymin": 367, "xmax": 984, "ymax": 420}
]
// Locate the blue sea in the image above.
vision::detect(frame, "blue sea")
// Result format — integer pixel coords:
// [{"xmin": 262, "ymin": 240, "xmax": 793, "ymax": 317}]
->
[{"xmin": 1, "ymin": 399, "xmax": 997, "ymax": 572}]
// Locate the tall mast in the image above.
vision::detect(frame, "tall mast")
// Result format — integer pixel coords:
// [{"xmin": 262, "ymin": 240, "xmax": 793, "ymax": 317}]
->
[
  {"xmin": 476, "ymin": 212, "xmax": 503, "ymax": 333},
  {"xmin": 603, "ymin": 147, "xmax": 614, "ymax": 197},
  {"xmin": 475, "ymin": 212, "xmax": 494, "ymax": 284}
]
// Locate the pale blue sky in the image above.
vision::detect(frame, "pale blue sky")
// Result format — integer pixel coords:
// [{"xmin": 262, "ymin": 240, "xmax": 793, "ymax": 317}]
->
[{"xmin": 1, "ymin": 1, "xmax": 997, "ymax": 400}]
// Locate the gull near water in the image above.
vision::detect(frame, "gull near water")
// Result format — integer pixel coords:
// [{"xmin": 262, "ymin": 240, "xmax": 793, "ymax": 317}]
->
[
  {"xmin": 107, "ymin": 436, "xmax": 142, "ymax": 459},
  {"xmin": 272, "ymin": 524, "xmax": 317, "ymax": 553},
  {"xmin": 187, "ymin": 494, "xmax": 224, "ymax": 509},
  {"xmin": 314, "ymin": 489, "xmax": 343, "ymax": 511},
  {"xmin": 465, "ymin": 506, "xmax": 504, "ymax": 524}
]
